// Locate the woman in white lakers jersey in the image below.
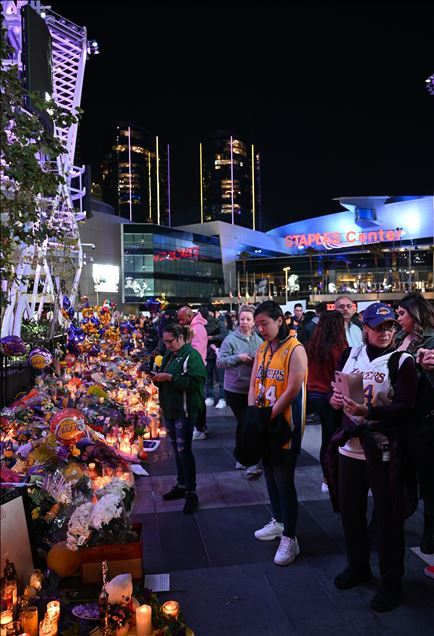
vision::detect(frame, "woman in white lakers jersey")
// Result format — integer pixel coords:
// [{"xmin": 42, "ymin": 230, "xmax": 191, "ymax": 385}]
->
[
  {"xmin": 330, "ymin": 302, "xmax": 418, "ymax": 612},
  {"xmin": 248, "ymin": 301, "xmax": 307, "ymax": 567}
]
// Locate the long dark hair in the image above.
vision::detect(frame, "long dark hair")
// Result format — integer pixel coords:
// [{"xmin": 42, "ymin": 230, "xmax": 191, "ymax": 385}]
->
[
  {"xmin": 306, "ymin": 310, "xmax": 347, "ymax": 364},
  {"xmin": 398, "ymin": 292, "xmax": 434, "ymax": 351},
  {"xmin": 254, "ymin": 300, "xmax": 289, "ymax": 341}
]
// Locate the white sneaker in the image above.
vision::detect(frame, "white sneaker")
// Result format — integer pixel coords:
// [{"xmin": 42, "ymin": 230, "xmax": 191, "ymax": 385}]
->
[
  {"xmin": 205, "ymin": 398, "xmax": 214, "ymax": 407},
  {"xmin": 321, "ymin": 482, "xmax": 329, "ymax": 493},
  {"xmin": 215, "ymin": 399, "xmax": 226, "ymax": 409},
  {"xmin": 254, "ymin": 518, "xmax": 284, "ymax": 541},
  {"xmin": 192, "ymin": 428, "xmax": 207, "ymax": 440},
  {"xmin": 245, "ymin": 465, "xmax": 262, "ymax": 480},
  {"xmin": 274, "ymin": 536, "xmax": 300, "ymax": 566},
  {"xmin": 235, "ymin": 462, "xmax": 246, "ymax": 470}
]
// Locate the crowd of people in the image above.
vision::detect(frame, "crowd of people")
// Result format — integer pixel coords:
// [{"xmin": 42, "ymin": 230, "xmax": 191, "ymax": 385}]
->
[{"xmin": 140, "ymin": 292, "xmax": 434, "ymax": 613}]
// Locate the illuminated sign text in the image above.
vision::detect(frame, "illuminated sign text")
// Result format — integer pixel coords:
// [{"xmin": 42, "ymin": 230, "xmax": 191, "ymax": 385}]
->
[{"xmin": 284, "ymin": 228, "xmax": 403, "ymax": 248}]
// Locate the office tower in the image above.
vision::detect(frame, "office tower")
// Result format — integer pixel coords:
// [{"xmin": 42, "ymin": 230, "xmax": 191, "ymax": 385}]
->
[
  {"xmin": 200, "ymin": 131, "xmax": 261, "ymax": 229},
  {"xmin": 101, "ymin": 123, "xmax": 171, "ymax": 225}
]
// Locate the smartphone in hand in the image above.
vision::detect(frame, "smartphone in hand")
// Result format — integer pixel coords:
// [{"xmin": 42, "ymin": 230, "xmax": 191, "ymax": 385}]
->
[{"xmin": 334, "ymin": 371, "xmax": 364, "ymax": 403}]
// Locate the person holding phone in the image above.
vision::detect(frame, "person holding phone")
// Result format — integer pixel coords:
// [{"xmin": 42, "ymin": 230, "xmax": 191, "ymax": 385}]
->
[
  {"xmin": 395, "ymin": 292, "xmax": 434, "ymax": 576},
  {"xmin": 153, "ymin": 323, "xmax": 207, "ymax": 514},
  {"xmin": 328, "ymin": 302, "xmax": 418, "ymax": 612},
  {"xmin": 217, "ymin": 304, "xmax": 263, "ymax": 477}
]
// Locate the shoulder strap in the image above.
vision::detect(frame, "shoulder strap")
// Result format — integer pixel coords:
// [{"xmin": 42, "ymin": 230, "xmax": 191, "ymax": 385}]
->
[{"xmin": 387, "ymin": 351, "xmax": 405, "ymax": 390}]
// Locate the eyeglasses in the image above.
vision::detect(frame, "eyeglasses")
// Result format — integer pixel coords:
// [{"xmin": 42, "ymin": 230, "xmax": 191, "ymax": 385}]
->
[
  {"xmin": 162, "ymin": 337, "xmax": 176, "ymax": 344},
  {"xmin": 368, "ymin": 324, "xmax": 396, "ymax": 333}
]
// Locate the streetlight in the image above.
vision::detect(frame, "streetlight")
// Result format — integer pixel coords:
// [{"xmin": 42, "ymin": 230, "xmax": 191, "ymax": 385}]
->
[{"xmin": 283, "ymin": 267, "xmax": 291, "ymax": 304}]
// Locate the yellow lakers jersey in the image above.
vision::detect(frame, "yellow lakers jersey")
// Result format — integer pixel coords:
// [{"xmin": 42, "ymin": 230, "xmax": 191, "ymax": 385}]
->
[{"xmin": 255, "ymin": 337, "xmax": 307, "ymax": 448}]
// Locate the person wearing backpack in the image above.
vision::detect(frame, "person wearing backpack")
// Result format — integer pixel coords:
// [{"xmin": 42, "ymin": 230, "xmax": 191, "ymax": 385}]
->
[
  {"xmin": 153, "ymin": 323, "xmax": 207, "ymax": 514},
  {"xmin": 327, "ymin": 302, "xmax": 418, "ymax": 612}
]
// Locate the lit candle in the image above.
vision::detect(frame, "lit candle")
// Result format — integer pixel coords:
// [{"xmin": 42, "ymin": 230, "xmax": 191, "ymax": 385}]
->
[
  {"xmin": 19, "ymin": 605, "xmax": 38, "ymax": 636},
  {"xmin": 143, "ymin": 431, "xmax": 151, "ymax": 440},
  {"xmin": 0, "ymin": 611, "xmax": 13, "ymax": 636},
  {"xmin": 46, "ymin": 601, "xmax": 60, "ymax": 633},
  {"xmin": 159, "ymin": 428, "xmax": 167, "ymax": 438},
  {"xmin": 161, "ymin": 601, "xmax": 179, "ymax": 619},
  {"xmin": 135, "ymin": 604, "xmax": 152, "ymax": 636}
]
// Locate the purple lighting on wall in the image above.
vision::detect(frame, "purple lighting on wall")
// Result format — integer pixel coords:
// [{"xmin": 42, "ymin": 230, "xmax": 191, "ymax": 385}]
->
[{"xmin": 425, "ymin": 73, "xmax": 434, "ymax": 95}]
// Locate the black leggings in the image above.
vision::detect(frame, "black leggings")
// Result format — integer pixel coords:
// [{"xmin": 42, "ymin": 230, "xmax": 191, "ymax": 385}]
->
[
  {"xmin": 338, "ymin": 453, "xmax": 405, "ymax": 586},
  {"xmin": 262, "ymin": 448, "xmax": 298, "ymax": 538},
  {"xmin": 225, "ymin": 389, "xmax": 248, "ymax": 452}
]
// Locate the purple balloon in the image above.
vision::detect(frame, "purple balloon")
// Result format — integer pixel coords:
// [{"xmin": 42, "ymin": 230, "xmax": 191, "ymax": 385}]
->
[{"xmin": 0, "ymin": 336, "xmax": 27, "ymax": 356}]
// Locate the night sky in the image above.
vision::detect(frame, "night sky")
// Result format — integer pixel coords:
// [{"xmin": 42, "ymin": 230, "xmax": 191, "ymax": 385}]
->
[{"xmin": 53, "ymin": 1, "xmax": 433, "ymax": 230}]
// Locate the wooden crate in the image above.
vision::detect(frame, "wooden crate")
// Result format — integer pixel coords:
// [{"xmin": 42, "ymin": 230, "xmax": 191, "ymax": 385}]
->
[{"xmin": 80, "ymin": 522, "xmax": 143, "ymax": 584}]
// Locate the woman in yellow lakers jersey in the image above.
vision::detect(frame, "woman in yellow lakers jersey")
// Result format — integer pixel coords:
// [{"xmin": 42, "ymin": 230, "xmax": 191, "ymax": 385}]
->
[{"xmin": 248, "ymin": 301, "xmax": 307, "ymax": 566}]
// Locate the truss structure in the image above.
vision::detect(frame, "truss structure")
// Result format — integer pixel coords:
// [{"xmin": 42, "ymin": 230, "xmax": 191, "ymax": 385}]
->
[{"xmin": 1, "ymin": 1, "xmax": 88, "ymax": 337}]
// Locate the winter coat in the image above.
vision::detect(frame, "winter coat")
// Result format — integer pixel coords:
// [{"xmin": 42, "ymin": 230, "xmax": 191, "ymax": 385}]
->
[
  {"xmin": 155, "ymin": 343, "xmax": 207, "ymax": 421},
  {"xmin": 217, "ymin": 328, "xmax": 263, "ymax": 393},
  {"xmin": 190, "ymin": 312, "xmax": 208, "ymax": 364}
]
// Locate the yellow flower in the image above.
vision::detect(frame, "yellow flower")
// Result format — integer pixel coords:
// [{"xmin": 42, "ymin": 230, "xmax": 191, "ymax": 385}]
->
[{"xmin": 31, "ymin": 507, "xmax": 40, "ymax": 520}]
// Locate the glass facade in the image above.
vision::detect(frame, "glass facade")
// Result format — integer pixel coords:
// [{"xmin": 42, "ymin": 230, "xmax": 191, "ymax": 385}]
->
[
  {"xmin": 202, "ymin": 132, "xmax": 261, "ymax": 229},
  {"xmin": 122, "ymin": 225, "xmax": 224, "ymax": 303},
  {"xmin": 238, "ymin": 244, "xmax": 434, "ymax": 299},
  {"xmin": 101, "ymin": 124, "xmax": 170, "ymax": 225}
]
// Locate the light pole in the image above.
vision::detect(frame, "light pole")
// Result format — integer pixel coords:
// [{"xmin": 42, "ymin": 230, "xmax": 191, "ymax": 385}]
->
[{"xmin": 283, "ymin": 267, "xmax": 291, "ymax": 305}]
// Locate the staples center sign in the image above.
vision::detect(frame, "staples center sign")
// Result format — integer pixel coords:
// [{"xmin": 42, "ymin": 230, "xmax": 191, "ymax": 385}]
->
[{"xmin": 285, "ymin": 228, "xmax": 403, "ymax": 249}]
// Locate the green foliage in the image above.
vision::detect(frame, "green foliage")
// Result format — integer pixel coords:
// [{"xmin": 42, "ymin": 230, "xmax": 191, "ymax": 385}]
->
[{"xmin": 0, "ymin": 25, "xmax": 81, "ymax": 308}]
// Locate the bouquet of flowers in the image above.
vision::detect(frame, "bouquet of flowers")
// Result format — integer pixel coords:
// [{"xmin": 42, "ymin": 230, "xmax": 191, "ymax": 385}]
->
[{"xmin": 66, "ymin": 492, "xmax": 137, "ymax": 551}]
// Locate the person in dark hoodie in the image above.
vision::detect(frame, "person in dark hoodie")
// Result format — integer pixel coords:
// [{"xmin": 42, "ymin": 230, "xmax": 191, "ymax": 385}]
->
[
  {"xmin": 153, "ymin": 323, "xmax": 207, "ymax": 514},
  {"xmin": 328, "ymin": 302, "xmax": 418, "ymax": 612},
  {"xmin": 217, "ymin": 304, "xmax": 263, "ymax": 477}
]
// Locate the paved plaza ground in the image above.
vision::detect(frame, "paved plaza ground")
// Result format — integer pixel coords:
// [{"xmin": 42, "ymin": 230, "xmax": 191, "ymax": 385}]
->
[{"xmin": 132, "ymin": 406, "xmax": 434, "ymax": 636}]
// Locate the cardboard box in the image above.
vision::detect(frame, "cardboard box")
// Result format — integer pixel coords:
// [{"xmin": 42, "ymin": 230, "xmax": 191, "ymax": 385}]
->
[{"xmin": 80, "ymin": 522, "xmax": 142, "ymax": 584}]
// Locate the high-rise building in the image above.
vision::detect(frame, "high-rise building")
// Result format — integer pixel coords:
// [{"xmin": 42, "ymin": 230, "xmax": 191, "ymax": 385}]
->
[
  {"xmin": 101, "ymin": 123, "xmax": 171, "ymax": 225},
  {"xmin": 200, "ymin": 131, "xmax": 261, "ymax": 230}
]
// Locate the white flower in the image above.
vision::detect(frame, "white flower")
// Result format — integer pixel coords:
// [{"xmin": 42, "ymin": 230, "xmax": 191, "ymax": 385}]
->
[
  {"xmin": 66, "ymin": 502, "xmax": 93, "ymax": 551},
  {"xmin": 95, "ymin": 478, "xmax": 129, "ymax": 500},
  {"xmin": 90, "ymin": 493, "xmax": 123, "ymax": 530}
]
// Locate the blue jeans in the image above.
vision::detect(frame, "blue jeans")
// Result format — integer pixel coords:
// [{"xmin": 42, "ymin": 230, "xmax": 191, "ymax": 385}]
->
[
  {"xmin": 164, "ymin": 416, "xmax": 197, "ymax": 491},
  {"xmin": 262, "ymin": 448, "xmax": 298, "ymax": 538}
]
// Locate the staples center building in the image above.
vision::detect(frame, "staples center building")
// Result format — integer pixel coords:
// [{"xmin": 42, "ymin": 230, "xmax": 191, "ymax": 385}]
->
[{"xmin": 80, "ymin": 194, "xmax": 433, "ymax": 308}]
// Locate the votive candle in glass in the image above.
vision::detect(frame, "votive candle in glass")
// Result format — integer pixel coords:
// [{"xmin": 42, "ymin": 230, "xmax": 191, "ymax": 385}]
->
[
  {"xmin": 161, "ymin": 601, "xmax": 179, "ymax": 619},
  {"xmin": 18, "ymin": 606, "xmax": 38, "ymax": 636},
  {"xmin": 0, "ymin": 610, "xmax": 13, "ymax": 636},
  {"xmin": 46, "ymin": 601, "xmax": 59, "ymax": 633}
]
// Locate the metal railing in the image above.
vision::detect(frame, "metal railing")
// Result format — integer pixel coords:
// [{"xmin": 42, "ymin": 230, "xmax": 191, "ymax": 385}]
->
[{"xmin": 0, "ymin": 334, "xmax": 67, "ymax": 409}]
